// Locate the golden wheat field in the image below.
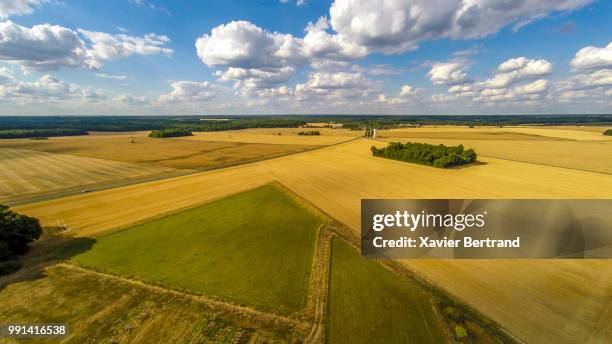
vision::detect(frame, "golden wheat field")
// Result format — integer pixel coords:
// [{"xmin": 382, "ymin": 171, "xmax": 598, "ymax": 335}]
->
[
  {"xmin": 0, "ymin": 148, "xmax": 181, "ymax": 204},
  {"xmin": 242, "ymin": 127, "xmax": 363, "ymax": 136},
  {"xmin": 12, "ymin": 132, "xmax": 612, "ymax": 344},
  {"xmin": 177, "ymin": 127, "xmax": 361, "ymax": 146},
  {"xmin": 379, "ymin": 125, "xmax": 612, "ymax": 141},
  {"xmin": 380, "ymin": 138, "xmax": 612, "ymax": 174},
  {"xmin": 377, "ymin": 126, "xmax": 612, "ymax": 174},
  {"xmin": 0, "ymin": 132, "xmax": 317, "ymax": 170},
  {"xmin": 181, "ymin": 130, "xmax": 357, "ymax": 145}
]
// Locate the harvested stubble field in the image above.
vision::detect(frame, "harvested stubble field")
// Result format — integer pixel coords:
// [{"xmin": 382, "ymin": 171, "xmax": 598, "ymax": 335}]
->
[
  {"xmin": 70, "ymin": 184, "xmax": 321, "ymax": 315},
  {"xmin": 0, "ymin": 264, "xmax": 289, "ymax": 343},
  {"xmin": 381, "ymin": 138, "xmax": 612, "ymax": 174},
  {"xmin": 0, "ymin": 132, "xmax": 316, "ymax": 170},
  {"xmin": 15, "ymin": 134, "xmax": 612, "ymax": 343},
  {"xmin": 379, "ymin": 125, "xmax": 612, "ymax": 141},
  {"xmin": 0, "ymin": 147, "xmax": 181, "ymax": 204},
  {"xmin": 378, "ymin": 126, "xmax": 612, "ymax": 174},
  {"xmin": 182, "ymin": 128, "xmax": 359, "ymax": 146},
  {"xmin": 326, "ymin": 238, "xmax": 445, "ymax": 344}
]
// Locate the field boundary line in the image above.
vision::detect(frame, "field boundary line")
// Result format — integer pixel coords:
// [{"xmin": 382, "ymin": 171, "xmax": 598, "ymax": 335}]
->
[
  {"xmin": 56, "ymin": 263, "xmax": 311, "ymax": 336},
  {"xmin": 304, "ymin": 224, "xmax": 332, "ymax": 344}
]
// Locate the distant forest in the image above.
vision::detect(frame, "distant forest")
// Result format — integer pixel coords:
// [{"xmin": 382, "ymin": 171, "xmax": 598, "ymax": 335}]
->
[
  {"xmin": 372, "ymin": 142, "xmax": 477, "ymax": 168},
  {"xmin": 0, "ymin": 128, "xmax": 88, "ymax": 139},
  {"xmin": 1, "ymin": 114, "xmax": 611, "ymax": 139}
]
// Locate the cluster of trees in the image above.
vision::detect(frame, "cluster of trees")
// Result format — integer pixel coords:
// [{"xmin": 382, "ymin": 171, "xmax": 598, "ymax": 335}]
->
[
  {"xmin": 0, "ymin": 129, "xmax": 88, "ymax": 139},
  {"xmin": 371, "ymin": 142, "xmax": 477, "ymax": 168},
  {"xmin": 149, "ymin": 128, "xmax": 193, "ymax": 138},
  {"xmin": 297, "ymin": 130, "xmax": 321, "ymax": 136},
  {"xmin": 0, "ymin": 205, "xmax": 42, "ymax": 275},
  {"xmin": 364, "ymin": 127, "xmax": 375, "ymax": 137},
  {"xmin": 604, "ymin": 129, "xmax": 612, "ymax": 136}
]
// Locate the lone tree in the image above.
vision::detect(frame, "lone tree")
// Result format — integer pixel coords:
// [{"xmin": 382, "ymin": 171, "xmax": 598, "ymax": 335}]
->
[{"xmin": 0, "ymin": 205, "xmax": 42, "ymax": 275}]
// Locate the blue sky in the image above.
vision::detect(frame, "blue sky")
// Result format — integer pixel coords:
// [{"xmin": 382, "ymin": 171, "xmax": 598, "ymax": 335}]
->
[{"xmin": 0, "ymin": 0, "xmax": 611, "ymax": 115}]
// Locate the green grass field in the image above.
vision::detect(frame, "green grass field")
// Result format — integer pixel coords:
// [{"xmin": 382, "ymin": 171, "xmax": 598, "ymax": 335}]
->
[
  {"xmin": 72, "ymin": 184, "xmax": 322, "ymax": 314},
  {"xmin": 0, "ymin": 265, "xmax": 287, "ymax": 343},
  {"xmin": 326, "ymin": 239, "xmax": 445, "ymax": 344}
]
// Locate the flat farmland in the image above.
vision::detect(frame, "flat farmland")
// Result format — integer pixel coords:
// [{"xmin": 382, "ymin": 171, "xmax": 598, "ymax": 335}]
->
[
  {"xmin": 14, "ymin": 138, "xmax": 612, "ymax": 343},
  {"xmin": 0, "ymin": 264, "xmax": 290, "ymax": 343},
  {"xmin": 379, "ymin": 125, "xmax": 612, "ymax": 141},
  {"xmin": 327, "ymin": 238, "xmax": 444, "ymax": 344},
  {"xmin": 14, "ymin": 164, "xmax": 275, "ymax": 236},
  {"xmin": 241, "ymin": 127, "xmax": 363, "ymax": 136},
  {"xmin": 71, "ymin": 184, "xmax": 320, "ymax": 314},
  {"xmin": 181, "ymin": 127, "xmax": 360, "ymax": 146},
  {"xmin": 380, "ymin": 137, "xmax": 612, "ymax": 174},
  {"xmin": 0, "ymin": 147, "xmax": 181, "ymax": 204},
  {"xmin": 378, "ymin": 126, "xmax": 612, "ymax": 173},
  {"xmin": 0, "ymin": 132, "xmax": 315, "ymax": 170},
  {"xmin": 534, "ymin": 125, "xmax": 612, "ymax": 133}
]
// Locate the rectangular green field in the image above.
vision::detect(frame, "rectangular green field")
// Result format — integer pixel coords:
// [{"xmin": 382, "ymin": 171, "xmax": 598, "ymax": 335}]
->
[
  {"xmin": 326, "ymin": 239, "xmax": 445, "ymax": 344},
  {"xmin": 71, "ymin": 184, "xmax": 322, "ymax": 315}
]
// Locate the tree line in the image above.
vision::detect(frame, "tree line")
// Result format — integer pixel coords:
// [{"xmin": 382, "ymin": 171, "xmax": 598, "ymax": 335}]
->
[
  {"xmin": 3, "ymin": 115, "xmax": 611, "ymax": 139},
  {"xmin": 371, "ymin": 142, "xmax": 477, "ymax": 168},
  {"xmin": 149, "ymin": 128, "xmax": 193, "ymax": 138},
  {"xmin": 1, "ymin": 205, "xmax": 42, "ymax": 275},
  {"xmin": 0, "ymin": 129, "xmax": 88, "ymax": 139}
]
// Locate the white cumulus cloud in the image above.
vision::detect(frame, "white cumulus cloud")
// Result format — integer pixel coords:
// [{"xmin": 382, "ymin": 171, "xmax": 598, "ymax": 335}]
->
[
  {"xmin": 570, "ymin": 42, "xmax": 612, "ymax": 70},
  {"xmin": 0, "ymin": 0, "xmax": 46, "ymax": 19},
  {"xmin": 0, "ymin": 74, "xmax": 78, "ymax": 101},
  {"xmin": 428, "ymin": 61, "xmax": 470, "ymax": 85},
  {"xmin": 0, "ymin": 20, "xmax": 173, "ymax": 71},
  {"xmin": 483, "ymin": 57, "xmax": 552, "ymax": 88},
  {"xmin": 79, "ymin": 30, "xmax": 173, "ymax": 69},
  {"xmin": 0, "ymin": 21, "xmax": 89, "ymax": 70},
  {"xmin": 158, "ymin": 80, "xmax": 218, "ymax": 103},
  {"xmin": 329, "ymin": 0, "xmax": 592, "ymax": 54}
]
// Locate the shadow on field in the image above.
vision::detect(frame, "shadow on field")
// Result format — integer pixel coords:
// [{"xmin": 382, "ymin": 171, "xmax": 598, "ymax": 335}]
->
[
  {"xmin": 448, "ymin": 160, "xmax": 488, "ymax": 169},
  {"xmin": 0, "ymin": 228, "xmax": 96, "ymax": 292}
]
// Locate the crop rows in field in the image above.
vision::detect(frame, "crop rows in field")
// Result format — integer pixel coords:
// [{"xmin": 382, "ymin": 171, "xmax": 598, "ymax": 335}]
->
[{"xmin": 0, "ymin": 148, "xmax": 179, "ymax": 203}]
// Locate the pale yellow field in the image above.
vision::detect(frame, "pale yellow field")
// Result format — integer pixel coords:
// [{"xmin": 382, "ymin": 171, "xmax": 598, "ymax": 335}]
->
[
  {"xmin": 15, "ymin": 164, "xmax": 274, "ymax": 236},
  {"xmin": 14, "ymin": 138, "xmax": 612, "ymax": 343},
  {"xmin": 182, "ymin": 129, "xmax": 357, "ymax": 145},
  {"xmin": 535, "ymin": 125, "xmax": 612, "ymax": 133},
  {"xmin": 0, "ymin": 148, "xmax": 181, "ymax": 204},
  {"xmin": 380, "ymin": 125, "xmax": 612, "ymax": 141},
  {"xmin": 379, "ymin": 138, "xmax": 612, "ymax": 174},
  {"xmin": 504, "ymin": 127, "xmax": 612, "ymax": 141},
  {"xmin": 243, "ymin": 127, "xmax": 362, "ymax": 136},
  {"xmin": 0, "ymin": 132, "xmax": 316, "ymax": 170}
]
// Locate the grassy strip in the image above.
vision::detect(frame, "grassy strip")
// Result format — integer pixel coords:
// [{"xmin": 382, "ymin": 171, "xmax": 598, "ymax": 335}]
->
[{"xmin": 326, "ymin": 238, "xmax": 445, "ymax": 344}]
